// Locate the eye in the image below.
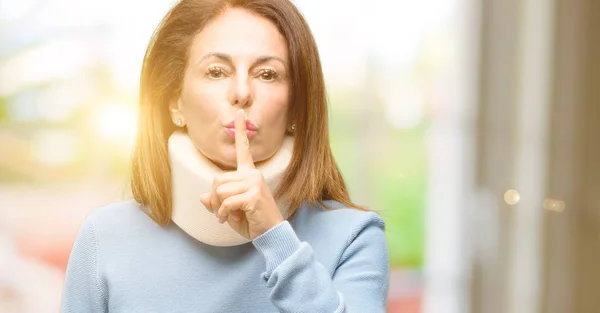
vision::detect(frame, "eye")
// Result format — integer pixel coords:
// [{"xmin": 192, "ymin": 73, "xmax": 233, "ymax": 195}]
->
[
  {"xmin": 257, "ymin": 69, "xmax": 279, "ymax": 81},
  {"xmin": 205, "ymin": 67, "xmax": 226, "ymax": 79}
]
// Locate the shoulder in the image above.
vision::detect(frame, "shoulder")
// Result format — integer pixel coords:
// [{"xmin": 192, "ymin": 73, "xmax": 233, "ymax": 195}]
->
[
  {"xmin": 85, "ymin": 199, "xmax": 146, "ymax": 224},
  {"xmin": 70, "ymin": 200, "xmax": 173, "ymax": 264},
  {"xmin": 291, "ymin": 200, "xmax": 386, "ymax": 244},
  {"xmin": 289, "ymin": 200, "xmax": 389, "ymax": 272},
  {"xmin": 293, "ymin": 200, "xmax": 385, "ymax": 228},
  {"xmin": 80, "ymin": 199, "xmax": 160, "ymax": 239}
]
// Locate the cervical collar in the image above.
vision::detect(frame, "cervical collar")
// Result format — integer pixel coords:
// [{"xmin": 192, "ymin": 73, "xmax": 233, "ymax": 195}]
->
[{"xmin": 168, "ymin": 132, "xmax": 293, "ymax": 247}]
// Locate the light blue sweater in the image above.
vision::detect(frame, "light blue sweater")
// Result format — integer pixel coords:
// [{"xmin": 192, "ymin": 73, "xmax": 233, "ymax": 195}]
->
[{"xmin": 61, "ymin": 200, "xmax": 390, "ymax": 312}]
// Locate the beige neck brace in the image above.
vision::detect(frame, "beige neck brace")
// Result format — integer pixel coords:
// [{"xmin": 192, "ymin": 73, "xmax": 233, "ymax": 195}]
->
[{"xmin": 168, "ymin": 132, "xmax": 294, "ymax": 247}]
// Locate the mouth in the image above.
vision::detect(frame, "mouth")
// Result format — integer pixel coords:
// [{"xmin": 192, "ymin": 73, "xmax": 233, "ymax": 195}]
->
[
  {"xmin": 224, "ymin": 120, "xmax": 258, "ymax": 138},
  {"xmin": 224, "ymin": 128, "xmax": 257, "ymax": 138}
]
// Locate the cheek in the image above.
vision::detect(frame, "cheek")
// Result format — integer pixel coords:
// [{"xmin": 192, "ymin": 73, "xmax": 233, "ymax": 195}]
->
[
  {"xmin": 181, "ymin": 80, "xmax": 228, "ymax": 125},
  {"xmin": 255, "ymin": 85, "xmax": 290, "ymax": 127}
]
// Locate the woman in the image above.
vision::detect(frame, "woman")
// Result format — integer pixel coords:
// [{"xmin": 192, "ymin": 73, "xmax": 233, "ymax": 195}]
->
[{"xmin": 61, "ymin": 0, "xmax": 390, "ymax": 312}]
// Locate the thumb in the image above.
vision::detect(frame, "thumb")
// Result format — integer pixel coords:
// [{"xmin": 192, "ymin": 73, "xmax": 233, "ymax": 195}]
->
[{"xmin": 200, "ymin": 193, "xmax": 213, "ymax": 212}]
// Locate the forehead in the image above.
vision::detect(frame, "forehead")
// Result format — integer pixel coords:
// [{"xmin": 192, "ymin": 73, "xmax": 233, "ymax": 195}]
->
[{"xmin": 190, "ymin": 8, "xmax": 289, "ymax": 62}]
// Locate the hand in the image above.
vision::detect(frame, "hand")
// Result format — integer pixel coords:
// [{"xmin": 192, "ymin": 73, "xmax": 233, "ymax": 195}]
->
[{"xmin": 200, "ymin": 109, "xmax": 285, "ymax": 240}]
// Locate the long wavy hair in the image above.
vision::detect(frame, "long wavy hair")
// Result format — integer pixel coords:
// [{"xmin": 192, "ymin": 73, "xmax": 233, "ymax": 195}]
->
[{"xmin": 130, "ymin": 0, "xmax": 366, "ymax": 225}]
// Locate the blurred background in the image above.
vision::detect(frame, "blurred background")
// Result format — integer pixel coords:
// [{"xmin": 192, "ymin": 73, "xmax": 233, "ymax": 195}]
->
[{"xmin": 0, "ymin": 0, "xmax": 598, "ymax": 312}]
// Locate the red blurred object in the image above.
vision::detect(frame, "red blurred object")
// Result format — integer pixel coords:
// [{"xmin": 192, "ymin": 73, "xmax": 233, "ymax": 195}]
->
[
  {"xmin": 388, "ymin": 294, "xmax": 421, "ymax": 313},
  {"xmin": 16, "ymin": 233, "xmax": 74, "ymax": 272},
  {"xmin": 388, "ymin": 270, "xmax": 423, "ymax": 313}
]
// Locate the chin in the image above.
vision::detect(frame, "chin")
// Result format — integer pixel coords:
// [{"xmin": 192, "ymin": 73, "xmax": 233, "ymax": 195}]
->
[
  {"xmin": 205, "ymin": 141, "xmax": 267, "ymax": 171},
  {"xmin": 216, "ymin": 145, "xmax": 246, "ymax": 170},
  {"xmin": 213, "ymin": 152, "xmax": 238, "ymax": 171}
]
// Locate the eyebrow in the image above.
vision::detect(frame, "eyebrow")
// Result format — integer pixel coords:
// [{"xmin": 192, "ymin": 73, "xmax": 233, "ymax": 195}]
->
[{"xmin": 197, "ymin": 52, "xmax": 287, "ymax": 69}]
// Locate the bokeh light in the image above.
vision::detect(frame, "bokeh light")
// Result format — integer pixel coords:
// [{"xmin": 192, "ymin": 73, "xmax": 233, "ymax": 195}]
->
[{"xmin": 504, "ymin": 189, "xmax": 521, "ymax": 206}]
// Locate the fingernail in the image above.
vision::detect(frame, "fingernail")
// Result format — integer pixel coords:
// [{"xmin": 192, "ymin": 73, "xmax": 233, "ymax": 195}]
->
[
  {"xmin": 214, "ymin": 208, "xmax": 219, "ymax": 218},
  {"xmin": 238, "ymin": 109, "xmax": 245, "ymax": 118}
]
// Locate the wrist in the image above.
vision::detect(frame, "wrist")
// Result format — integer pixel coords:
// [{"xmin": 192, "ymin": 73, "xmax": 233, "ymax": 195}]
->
[
  {"xmin": 252, "ymin": 221, "xmax": 301, "ymax": 273},
  {"xmin": 253, "ymin": 217, "xmax": 284, "ymax": 240}
]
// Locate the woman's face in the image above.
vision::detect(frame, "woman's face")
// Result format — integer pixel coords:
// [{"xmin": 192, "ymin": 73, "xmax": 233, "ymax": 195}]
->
[{"xmin": 172, "ymin": 8, "xmax": 291, "ymax": 170}]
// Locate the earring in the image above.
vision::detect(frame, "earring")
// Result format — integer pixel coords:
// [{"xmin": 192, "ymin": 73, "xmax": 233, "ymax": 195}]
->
[
  {"xmin": 290, "ymin": 123, "xmax": 296, "ymax": 131},
  {"xmin": 175, "ymin": 118, "xmax": 184, "ymax": 127}
]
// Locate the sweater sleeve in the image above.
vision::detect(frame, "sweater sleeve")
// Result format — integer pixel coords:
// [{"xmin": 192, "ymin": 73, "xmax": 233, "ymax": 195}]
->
[
  {"xmin": 252, "ymin": 213, "xmax": 390, "ymax": 313},
  {"xmin": 61, "ymin": 217, "xmax": 108, "ymax": 313}
]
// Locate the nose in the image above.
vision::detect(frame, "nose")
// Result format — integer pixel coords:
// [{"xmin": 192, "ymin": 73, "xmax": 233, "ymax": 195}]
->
[{"xmin": 229, "ymin": 74, "xmax": 252, "ymax": 108}]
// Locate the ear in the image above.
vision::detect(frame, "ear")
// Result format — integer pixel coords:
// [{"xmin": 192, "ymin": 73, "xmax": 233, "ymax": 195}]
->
[
  {"xmin": 169, "ymin": 97, "xmax": 182, "ymax": 115},
  {"xmin": 285, "ymin": 109, "xmax": 295, "ymax": 131},
  {"xmin": 287, "ymin": 121, "xmax": 296, "ymax": 134},
  {"xmin": 169, "ymin": 98, "xmax": 186, "ymax": 127}
]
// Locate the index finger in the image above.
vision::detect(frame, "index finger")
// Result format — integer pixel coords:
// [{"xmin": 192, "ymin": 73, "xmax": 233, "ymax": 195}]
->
[{"xmin": 235, "ymin": 109, "xmax": 255, "ymax": 170}]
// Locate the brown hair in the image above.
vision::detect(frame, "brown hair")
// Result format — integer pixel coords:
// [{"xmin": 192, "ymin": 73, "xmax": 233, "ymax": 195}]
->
[{"xmin": 131, "ymin": 0, "xmax": 367, "ymax": 225}]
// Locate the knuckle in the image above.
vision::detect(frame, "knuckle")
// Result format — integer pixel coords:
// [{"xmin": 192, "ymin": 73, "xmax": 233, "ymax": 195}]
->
[
  {"xmin": 213, "ymin": 175, "xmax": 224, "ymax": 188},
  {"xmin": 246, "ymin": 203, "xmax": 257, "ymax": 214},
  {"xmin": 215, "ymin": 185, "xmax": 226, "ymax": 197}
]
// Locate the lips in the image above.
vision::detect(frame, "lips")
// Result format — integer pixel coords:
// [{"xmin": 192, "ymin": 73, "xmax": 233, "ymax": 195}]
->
[
  {"xmin": 224, "ymin": 119, "xmax": 257, "ymax": 138},
  {"xmin": 224, "ymin": 128, "xmax": 256, "ymax": 138},
  {"xmin": 224, "ymin": 120, "xmax": 257, "ymax": 131}
]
